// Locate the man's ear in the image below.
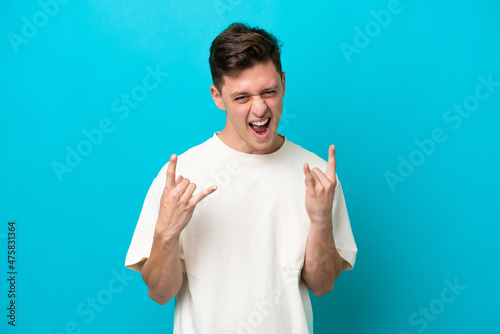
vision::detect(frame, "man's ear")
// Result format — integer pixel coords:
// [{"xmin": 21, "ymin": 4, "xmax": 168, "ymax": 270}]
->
[
  {"xmin": 281, "ymin": 71, "xmax": 286, "ymax": 97},
  {"xmin": 210, "ymin": 85, "xmax": 226, "ymax": 110}
]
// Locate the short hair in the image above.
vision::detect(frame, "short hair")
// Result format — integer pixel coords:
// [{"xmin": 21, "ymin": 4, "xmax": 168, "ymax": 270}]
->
[{"xmin": 209, "ymin": 22, "xmax": 283, "ymax": 94}]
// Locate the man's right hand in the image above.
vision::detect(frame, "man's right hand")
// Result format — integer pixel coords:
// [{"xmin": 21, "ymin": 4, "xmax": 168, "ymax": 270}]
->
[{"xmin": 155, "ymin": 154, "xmax": 217, "ymax": 240}]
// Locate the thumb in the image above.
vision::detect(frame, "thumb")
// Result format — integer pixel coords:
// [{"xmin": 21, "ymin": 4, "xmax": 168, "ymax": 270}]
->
[{"xmin": 303, "ymin": 163, "xmax": 315, "ymax": 189}]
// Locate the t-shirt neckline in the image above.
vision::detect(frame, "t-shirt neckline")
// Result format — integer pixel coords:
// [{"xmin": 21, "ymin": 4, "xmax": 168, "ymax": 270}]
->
[{"xmin": 211, "ymin": 132, "xmax": 291, "ymax": 164}]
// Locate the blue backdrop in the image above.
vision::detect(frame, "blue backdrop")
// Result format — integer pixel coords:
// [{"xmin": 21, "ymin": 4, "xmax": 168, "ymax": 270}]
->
[{"xmin": 1, "ymin": 0, "xmax": 499, "ymax": 333}]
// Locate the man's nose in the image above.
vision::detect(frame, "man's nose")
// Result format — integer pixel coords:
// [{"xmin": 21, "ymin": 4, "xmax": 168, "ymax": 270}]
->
[{"xmin": 250, "ymin": 96, "xmax": 267, "ymax": 117}]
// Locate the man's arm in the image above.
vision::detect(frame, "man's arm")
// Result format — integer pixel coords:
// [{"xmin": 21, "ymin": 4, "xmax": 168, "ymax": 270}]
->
[
  {"xmin": 140, "ymin": 154, "xmax": 217, "ymax": 305},
  {"xmin": 301, "ymin": 217, "xmax": 342, "ymax": 297},
  {"xmin": 301, "ymin": 145, "xmax": 343, "ymax": 297},
  {"xmin": 141, "ymin": 232, "xmax": 184, "ymax": 305}
]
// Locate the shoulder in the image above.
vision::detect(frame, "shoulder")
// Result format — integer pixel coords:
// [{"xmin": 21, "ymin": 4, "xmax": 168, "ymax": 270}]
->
[
  {"xmin": 153, "ymin": 136, "xmax": 214, "ymax": 184},
  {"xmin": 285, "ymin": 139, "xmax": 328, "ymax": 170},
  {"xmin": 285, "ymin": 139, "xmax": 340, "ymax": 186},
  {"xmin": 179, "ymin": 136, "xmax": 214, "ymax": 161}
]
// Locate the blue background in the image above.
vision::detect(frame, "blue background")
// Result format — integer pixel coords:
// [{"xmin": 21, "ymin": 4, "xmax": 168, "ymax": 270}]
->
[{"xmin": 1, "ymin": 0, "xmax": 499, "ymax": 333}]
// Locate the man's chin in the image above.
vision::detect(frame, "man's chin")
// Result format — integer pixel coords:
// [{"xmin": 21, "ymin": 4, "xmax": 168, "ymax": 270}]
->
[{"xmin": 247, "ymin": 130, "xmax": 282, "ymax": 154}]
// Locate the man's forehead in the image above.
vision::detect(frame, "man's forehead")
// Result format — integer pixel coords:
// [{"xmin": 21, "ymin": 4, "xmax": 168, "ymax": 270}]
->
[{"xmin": 221, "ymin": 64, "xmax": 282, "ymax": 96}]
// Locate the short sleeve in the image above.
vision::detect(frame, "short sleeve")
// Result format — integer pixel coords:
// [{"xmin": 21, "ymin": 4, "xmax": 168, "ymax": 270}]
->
[
  {"xmin": 125, "ymin": 176, "xmax": 162, "ymax": 272},
  {"xmin": 332, "ymin": 177, "xmax": 357, "ymax": 271}
]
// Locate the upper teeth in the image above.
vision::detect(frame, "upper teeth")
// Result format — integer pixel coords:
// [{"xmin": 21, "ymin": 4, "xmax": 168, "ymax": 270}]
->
[{"xmin": 250, "ymin": 118, "xmax": 270, "ymax": 126}]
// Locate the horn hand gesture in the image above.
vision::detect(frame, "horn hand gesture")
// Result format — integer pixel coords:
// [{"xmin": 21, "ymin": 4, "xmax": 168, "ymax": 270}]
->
[{"xmin": 303, "ymin": 145, "xmax": 337, "ymax": 225}]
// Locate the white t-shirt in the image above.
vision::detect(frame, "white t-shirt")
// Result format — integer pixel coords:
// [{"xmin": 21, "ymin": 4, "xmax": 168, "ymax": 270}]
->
[{"xmin": 125, "ymin": 133, "xmax": 357, "ymax": 334}]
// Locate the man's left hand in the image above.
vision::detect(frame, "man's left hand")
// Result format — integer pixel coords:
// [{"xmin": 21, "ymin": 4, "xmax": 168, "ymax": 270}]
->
[{"xmin": 303, "ymin": 145, "xmax": 337, "ymax": 225}]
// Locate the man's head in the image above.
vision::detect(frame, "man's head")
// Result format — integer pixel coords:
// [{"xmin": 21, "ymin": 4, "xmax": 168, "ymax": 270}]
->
[
  {"xmin": 209, "ymin": 22, "xmax": 283, "ymax": 94},
  {"xmin": 209, "ymin": 23, "xmax": 286, "ymax": 154}
]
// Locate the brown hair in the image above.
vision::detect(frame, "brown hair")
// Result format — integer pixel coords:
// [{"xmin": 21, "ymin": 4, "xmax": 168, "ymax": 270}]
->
[{"xmin": 209, "ymin": 22, "xmax": 283, "ymax": 94}]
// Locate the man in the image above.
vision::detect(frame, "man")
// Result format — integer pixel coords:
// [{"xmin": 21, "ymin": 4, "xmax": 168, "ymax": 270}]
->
[{"xmin": 125, "ymin": 22, "xmax": 357, "ymax": 333}]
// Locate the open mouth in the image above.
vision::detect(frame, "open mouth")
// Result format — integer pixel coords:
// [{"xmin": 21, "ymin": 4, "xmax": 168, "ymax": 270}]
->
[{"xmin": 249, "ymin": 117, "xmax": 271, "ymax": 139}]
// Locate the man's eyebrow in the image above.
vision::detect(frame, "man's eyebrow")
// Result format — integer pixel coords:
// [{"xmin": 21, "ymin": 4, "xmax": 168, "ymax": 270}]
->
[{"xmin": 230, "ymin": 84, "xmax": 279, "ymax": 98}]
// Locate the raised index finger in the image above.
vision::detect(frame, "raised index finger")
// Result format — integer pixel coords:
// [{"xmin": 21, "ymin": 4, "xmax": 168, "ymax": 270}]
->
[
  {"xmin": 325, "ymin": 145, "xmax": 336, "ymax": 181},
  {"xmin": 166, "ymin": 154, "xmax": 178, "ymax": 188}
]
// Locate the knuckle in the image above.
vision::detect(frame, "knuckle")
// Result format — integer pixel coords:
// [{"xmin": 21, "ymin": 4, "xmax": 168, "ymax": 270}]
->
[{"xmin": 178, "ymin": 195, "xmax": 187, "ymax": 204}]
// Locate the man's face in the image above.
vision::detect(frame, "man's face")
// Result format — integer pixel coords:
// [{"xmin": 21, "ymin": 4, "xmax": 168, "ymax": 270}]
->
[{"xmin": 210, "ymin": 59, "xmax": 286, "ymax": 154}]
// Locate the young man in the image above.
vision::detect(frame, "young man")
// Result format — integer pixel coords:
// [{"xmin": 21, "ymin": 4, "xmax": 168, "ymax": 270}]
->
[{"xmin": 125, "ymin": 22, "xmax": 357, "ymax": 333}]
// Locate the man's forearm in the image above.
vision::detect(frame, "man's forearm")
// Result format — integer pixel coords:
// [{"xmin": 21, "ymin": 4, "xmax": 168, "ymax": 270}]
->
[
  {"xmin": 301, "ymin": 220, "xmax": 342, "ymax": 297},
  {"xmin": 141, "ymin": 230, "xmax": 184, "ymax": 305}
]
